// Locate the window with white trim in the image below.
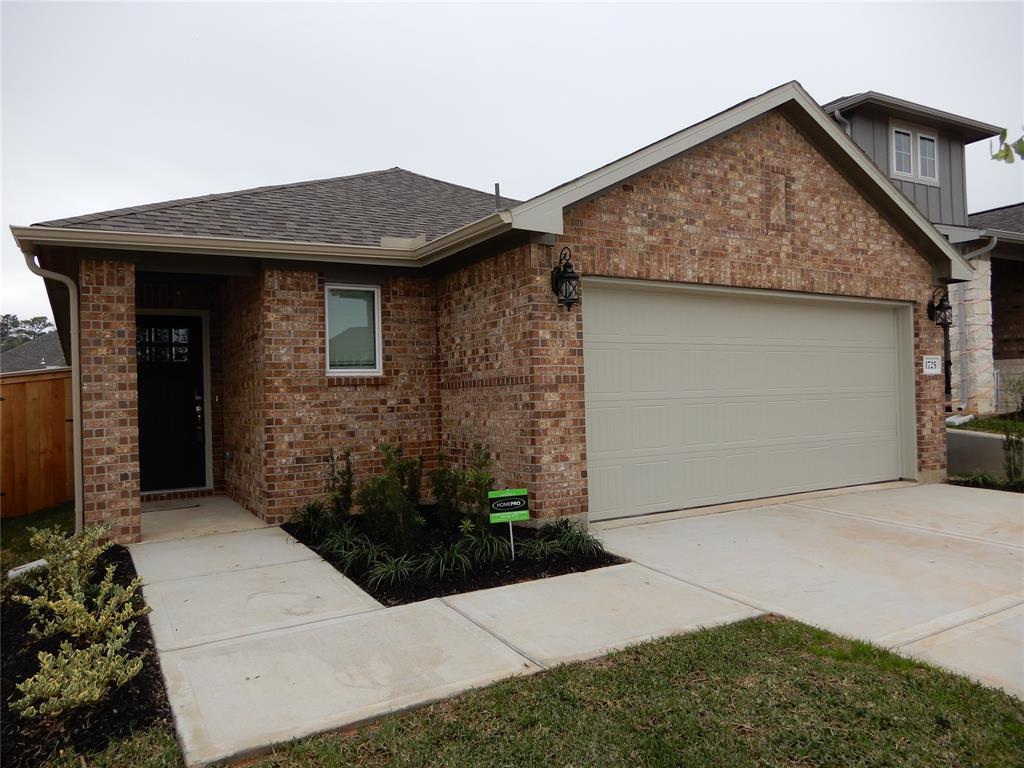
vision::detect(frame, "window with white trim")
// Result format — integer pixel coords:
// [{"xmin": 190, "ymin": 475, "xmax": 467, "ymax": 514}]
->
[
  {"xmin": 890, "ymin": 123, "xmax": 940, "ymax": 185},
  {"xmin": 892, "ymin": 129, "xmax": 913, "ymax": 176},
  {"xmin": 325, "ymin": 284, "xmax": 382, "ymax": 375},
  {"xmin": 918, "ymin": 134, "xmax": 937, "ymax": 181}
]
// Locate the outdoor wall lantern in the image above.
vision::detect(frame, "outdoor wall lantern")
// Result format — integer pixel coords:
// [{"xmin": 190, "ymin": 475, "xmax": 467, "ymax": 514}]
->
[
  {"xmin": 551, "ymin": 247, "xmax": 581, "ymax": 309},
  {"xmin": 926, "ymin": 287, "xmax": 953, "ymax": 328}
]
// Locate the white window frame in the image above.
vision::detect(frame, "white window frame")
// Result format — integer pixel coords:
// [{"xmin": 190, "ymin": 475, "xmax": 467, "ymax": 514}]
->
[
  {"xmin": 916, "ymin": 131, "xmax": 939, "ymax": 183},
  {"xmin": 890, "ymin": 122, "xmax": 940, "ymax": 187},
  {"xmin": 324, "ymin": 283, "xmax": 383, "ymax": 377},
  {"xmin": 891, "ymin": 127, "xmax": 915, "ymax": 179}
]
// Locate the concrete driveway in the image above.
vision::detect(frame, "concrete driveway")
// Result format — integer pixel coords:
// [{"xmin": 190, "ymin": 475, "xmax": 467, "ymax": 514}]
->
[{"xmin": 597, "ymin": 482, "xmax": 1023, "ymax": 698}]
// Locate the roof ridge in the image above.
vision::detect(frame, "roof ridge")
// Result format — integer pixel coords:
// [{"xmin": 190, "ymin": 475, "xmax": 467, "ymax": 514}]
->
[
  {"xmin": 34, "ymin": 167, "xmax": 406, "ymax": 228},
  {"xmin": 394, "ymin": 168, "xmax": 521, "ymax": 205}
]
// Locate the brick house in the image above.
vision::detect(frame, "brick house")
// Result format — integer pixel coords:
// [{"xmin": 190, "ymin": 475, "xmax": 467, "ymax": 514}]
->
[{"xmin": 12, "ymin": 82, "xmax": 974, "ymax": 543}]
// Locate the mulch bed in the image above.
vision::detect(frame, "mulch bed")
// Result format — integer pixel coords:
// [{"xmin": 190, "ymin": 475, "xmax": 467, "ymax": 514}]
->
[
  {"xmin": 947, "ymin": 478, "xmax": 1023, "ymax": 493},
  {"xmin": 285, "ymin": 519, "xmax": 627, "ymax": 606},
  {"xmin": 1, "ymin": 546, "xmax": 174, "ymax": 768}
]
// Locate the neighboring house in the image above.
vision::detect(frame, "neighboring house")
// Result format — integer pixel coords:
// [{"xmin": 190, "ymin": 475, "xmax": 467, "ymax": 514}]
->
[
  {"xmin": 0, "ymin": 331, "xmax": 67, "ymax": 373},
  {"xmin": 11, "ymin": 81, "xmax": 975, "ymax": 543},
  {"xmin": 954, "ymin": 203, "xmax": 1024, "ymax": 414},
  {"xmin": 821, "ymin": 91, "xmax": 1011, "ymax": 414}
]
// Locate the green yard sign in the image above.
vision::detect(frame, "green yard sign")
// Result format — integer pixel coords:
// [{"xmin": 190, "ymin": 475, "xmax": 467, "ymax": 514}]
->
[
  {"xmin": 488, "ymin": 488, "xmax": 529, "ymax": 559},
  {"xmin": 488, "ymin": 488, "xmax": 529, "ymax": 523}
]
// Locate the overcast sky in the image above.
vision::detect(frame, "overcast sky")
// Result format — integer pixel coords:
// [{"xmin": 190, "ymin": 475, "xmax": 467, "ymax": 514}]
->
[{"xmin": 3, "ymin": 1, "xmax": 1022, "ymax": 321}]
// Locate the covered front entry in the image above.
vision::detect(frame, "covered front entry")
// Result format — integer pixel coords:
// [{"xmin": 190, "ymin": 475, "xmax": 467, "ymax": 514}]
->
[
  {"xmin": 136, "ymin": 311, "xmax": 210, "ymax": 492},
  {"xmin": 583, "ymin": 279, "xmax": 916, "ymax": 521}
]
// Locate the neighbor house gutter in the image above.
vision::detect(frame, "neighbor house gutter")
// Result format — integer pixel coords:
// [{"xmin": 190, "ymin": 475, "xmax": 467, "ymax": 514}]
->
[{"xmin": 21, "ymin": 248, "xmax": 83, "ymax": 535}]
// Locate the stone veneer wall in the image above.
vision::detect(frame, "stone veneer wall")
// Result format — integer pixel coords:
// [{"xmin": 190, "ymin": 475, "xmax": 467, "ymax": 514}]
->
[{"xmin": 948, "ymin": 256, "xmax": 995, "ymax": 414}]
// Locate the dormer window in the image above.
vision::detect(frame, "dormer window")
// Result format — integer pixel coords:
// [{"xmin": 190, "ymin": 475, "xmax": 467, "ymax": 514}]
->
[
  {"xmin": 890, "ymin": 123, "xmax": 939, "ymax": 185},
  {"xmin": 918, "ymin": 134, "xmax": 937, "ymax": 180},
  {"xmin": 893, "ymin": 129, "xmax": 913, "ymax": 176}
]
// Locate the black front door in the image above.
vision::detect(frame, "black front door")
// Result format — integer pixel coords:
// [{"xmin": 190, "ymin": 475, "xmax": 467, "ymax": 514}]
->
[{"xmin": 137, "ymin": 315, "xmax": 206, "ymax": 491}]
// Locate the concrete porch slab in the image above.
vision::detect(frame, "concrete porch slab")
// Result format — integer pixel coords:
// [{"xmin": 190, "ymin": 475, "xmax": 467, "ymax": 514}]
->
[
  {"xmin": 130, "ymin": 526, "xmax": 317, "ymax": 584},
  {"xmin": 141, "ymin": 557, "xmax": 381, "ymax": 651},
  {"xmin": 141, "ymin": 495, "xmax": 267, "ymax": 543},
  {"xmin": 900, "ymin": 603, "xmax": 1024, "ymax": 699},
  {"xmin": 160, "ymin": 599, "xmax": 539, "ymax": 766},
  {"xmin": 444, "ymin": 562, "xmax": 760, "ymax": 667}
]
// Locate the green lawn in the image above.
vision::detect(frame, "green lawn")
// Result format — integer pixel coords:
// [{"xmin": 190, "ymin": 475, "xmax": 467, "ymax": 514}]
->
[
  {"xmin": 0, "ymin": 501, "xmax": 73, "ymax": 576},
  {"xmin": 40, "ymin": 616, "xmax": 1024, "ymax": 768},
  {"xmin": 952, "ymin": 414, "xmax": 1023, "ymax": 435}
]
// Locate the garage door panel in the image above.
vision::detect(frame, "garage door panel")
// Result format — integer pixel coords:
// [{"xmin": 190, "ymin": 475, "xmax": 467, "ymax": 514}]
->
[{"xmin": 584, "ymin": 284, "xmax": 904, "ymax": 521}]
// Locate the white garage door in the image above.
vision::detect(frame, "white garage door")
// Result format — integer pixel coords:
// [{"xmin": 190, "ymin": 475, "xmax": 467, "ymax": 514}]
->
[{"xmin": 584, "ymin": 281, "xmax": 907, "ymax": 521}]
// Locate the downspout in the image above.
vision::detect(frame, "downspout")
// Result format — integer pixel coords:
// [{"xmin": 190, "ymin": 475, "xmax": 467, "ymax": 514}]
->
[
  {"xmin": 832, "ymin": 109, "xmax": 852, "ymax": 137},
  {"xmin": 22, "ymin": 248, "xmax": 83, "ymax": 534},
  {"xmin": 961, "ymin": 235, "xmax": 997, "ymax": 261}
]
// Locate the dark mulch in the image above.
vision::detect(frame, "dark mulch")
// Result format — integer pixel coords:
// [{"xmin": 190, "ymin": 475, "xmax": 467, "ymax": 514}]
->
[
  {"xmin": 1, "ymin": 546, "xmax": 173, "ymax": 768},
  {"xmin": 285, "ymin": 519, "xmax": 626, "ymax": 606},
  {"xmin": 947, "ymin": 478, "xmax": 1024, "ymax": 493}
]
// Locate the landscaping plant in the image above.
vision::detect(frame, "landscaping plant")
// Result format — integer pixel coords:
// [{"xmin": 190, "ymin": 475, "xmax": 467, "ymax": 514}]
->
[
  {"xmin": 327, "ymin": 448, "xmax": 354, "ymax": 516},
  {"xmin": 356, "ymin": 444, "xmax": 424, "ymax": 554},
  {"xmin": 1002, "ymin": 421, "xmax": 1023, "ymax": 486},
  {"xmin": 9, "ymin": 524, "xmax": 150, "ymax": 719},
  {"xmin": 430, "ymin": 444, "xmax": 495, "ymax": 529}
]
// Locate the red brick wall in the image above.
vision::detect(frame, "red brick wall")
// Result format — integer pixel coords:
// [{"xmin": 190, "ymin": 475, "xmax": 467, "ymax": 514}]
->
[
  {"xmin": 79, "ymin": 259, "xmax": 141, "ymax": 542},
  {"xmin": 440, "ymin": 109, "xmax": 946, "ymax": 519},
  {"xmin": 255, "ymin": 268, "xmax": 439, "ymax": 523},
  {"xmin": 221, "ymin": 274, "xmax": 267, "ymax": 517},
  {"xmin": 992, "ymin": 256, "xmax": 1024, "ymax": 360}
]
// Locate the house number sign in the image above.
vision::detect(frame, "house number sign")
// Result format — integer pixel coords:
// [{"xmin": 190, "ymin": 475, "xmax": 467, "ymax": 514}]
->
[{"xmin": 922, "ymin": 355, "xmax": 942, "ymax": 376}]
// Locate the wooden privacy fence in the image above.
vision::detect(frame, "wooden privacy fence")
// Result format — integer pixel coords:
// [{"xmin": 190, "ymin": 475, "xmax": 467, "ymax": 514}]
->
[{"xmin": 1, "ymin": 368, "xmax": 74, "ymax": 518}]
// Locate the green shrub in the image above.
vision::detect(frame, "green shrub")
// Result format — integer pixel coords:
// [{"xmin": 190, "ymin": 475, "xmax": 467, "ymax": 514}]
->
[
  {"xmin": 356, "ymin": 444, "xmax": 423, "ymax": 554},
  {"xmin": 292, "ymin": 499, "xmax": 337, "ymax": 540},
  {"xmin": 12, "ymin": 632, "xmax": 143, "ymax": 719},
  {"xmin": 366, "ymin": 553, "xmax": 417, "ymax": 588},
  {"xmin": 419, "ymin": 541, "xmax": 472, "ymax": 582},
  {"xmin": 338, "ymin": 533, "xmax": 390, "ymax": 575},
  {"xmin": 429, "ymin": 444, "xmax": 495, "ymax": 529},
  {"xmin": 952, "ymin": 470, "xmax": 1001, "ymax": 488},
  {"xmin": 541, "ymin": 519, "xmax": 606, "ymax": 558},
  {"xmin": 459, "ymin": 520, "xmax": 511, "ymax": 565},
  {"xmin": 327, "ymin": 448, "xmax": 355, "ymax": 515},
  {"xmin": 516, "ymin": 536, "xmax": 563, "ymax": 560},
  {"xmin": 10, "ymin": 524, "xmax": 149, "ymax": 720},
  {"xmin": 1003, "ymin": 422, "xmax": 1023, "ymax": 484}
]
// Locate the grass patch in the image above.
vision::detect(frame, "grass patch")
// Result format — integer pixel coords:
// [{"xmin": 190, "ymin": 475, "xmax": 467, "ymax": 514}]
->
[
  {"xmin": 952, "ymin": 414, "xmax": 1022, "ymax": 434},
  {"xmin": 34, "ymin": 616, "xmax": 1024, "ymax": 768},
  {"xmin": 0, "ymin": 502, "xmax": 73, "ymax": 576}
]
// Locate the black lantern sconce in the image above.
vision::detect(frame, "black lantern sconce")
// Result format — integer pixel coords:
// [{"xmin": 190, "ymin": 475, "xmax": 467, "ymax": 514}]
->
[
  {"xmin": 551, "ymin": 247, "xmax": 581, "ymax": 309},
  {"xmin": 926, "ymin": 287, "xmax": 953, "ymax": 329}
]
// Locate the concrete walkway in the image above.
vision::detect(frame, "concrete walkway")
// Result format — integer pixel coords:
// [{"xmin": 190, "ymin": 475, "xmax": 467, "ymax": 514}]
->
[
  {"xmin": 598, "ymin": 482, "xmax": 1024, "ymax": 699},
  {"xmin": 131, "ymin": 483, "xmax": 1021, "ymax": 765},
  {"xmin": 130, "ymin": 515, "xmax": 754, "ymax": 766}
]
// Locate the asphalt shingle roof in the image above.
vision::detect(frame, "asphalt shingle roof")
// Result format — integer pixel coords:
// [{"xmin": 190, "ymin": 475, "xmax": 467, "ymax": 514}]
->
[
  {"xmin": 34, "ymin": 168, "xmax": 520, "ymax": 247},
  {"xmin": 1, "ymin": 332, "xmax": 67, "ymax": 373},
  {"xmin": 968, "ymin": 202, "xmax": 1024, "ymax": 235}
]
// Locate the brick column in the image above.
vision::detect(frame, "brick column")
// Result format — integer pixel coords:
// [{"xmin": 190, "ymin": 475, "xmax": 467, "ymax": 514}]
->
[{"xmin": 78, "ymin": 259, "xmax": 140, "ymax": 542}]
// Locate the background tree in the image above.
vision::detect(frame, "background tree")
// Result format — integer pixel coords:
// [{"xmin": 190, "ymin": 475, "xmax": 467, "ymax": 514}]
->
[
  {"xmin": 1, "ymin": 314, "xmax": 56, "ymax": 351},
  {"xmin": 992, "ymin": 127, "xmax": 1024, "ymax": 163}
]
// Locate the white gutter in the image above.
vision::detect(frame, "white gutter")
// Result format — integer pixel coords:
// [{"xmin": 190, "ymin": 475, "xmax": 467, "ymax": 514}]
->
[{"xmin": 21, "ymin": 248, "xmax": 83, "ymax": 535}]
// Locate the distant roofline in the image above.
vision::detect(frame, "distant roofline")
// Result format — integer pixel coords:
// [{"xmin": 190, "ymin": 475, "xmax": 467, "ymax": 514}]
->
[
  {"xmin": 822, "ymin": 91, "xmax": 1001, "ymax": 143},
  {"xmin": 968, "ymin": 201, "xmax": 1024, "ymax": 217}
]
